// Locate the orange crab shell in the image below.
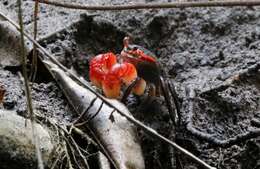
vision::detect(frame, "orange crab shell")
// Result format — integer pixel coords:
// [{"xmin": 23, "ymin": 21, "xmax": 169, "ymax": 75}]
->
[
  {"xmin": 89, "ymin": 52, "xmax": 117, "ymax": 88},
  {"xmin": 102, "ymin": 74, "xmax": 121, "ymax": 99},
  {"xmin": 90, "ymin": 52, "xmax": 117, "ymax": 70},
  {"xmin": 89, "ymin": 67, "xmax": 105, "ymax": 88},
  {"xmin": 102, "ymin": 63, "xmax": 137, "ymax": 98},
  {"xmin": 109, "ymin": 63, "xmax": 137, "ymax": 85}
]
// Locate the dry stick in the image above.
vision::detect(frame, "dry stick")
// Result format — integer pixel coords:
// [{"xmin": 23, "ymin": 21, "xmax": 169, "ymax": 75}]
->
[
  {"xmin": 30, "ymin": 0, "xmax": 39, "ymax": 82},
  {"xmin": 63, "ymin": 140, "xmax": 74, "ymax": 169},
  {"xmin": 35, "ymin": 110, "xmax": 95, "ymax": 169},
  {"xmin": 65, "ymin": 140, "xmax": 81, "ymax": 169},
  {"xmin": 50, "ymin": 149, "xmax": 65, "ymax": 169},
  {"xmin": 0, "ymin": 12, "xmax": 216, "ymax": 169},
  {"xmin": 33, "ymin": 0, "xmax": 260, "ymax": 10},
  {"xmin": 16, "ymin": 1, "xmax": 44, "ymax": 169},
  {"xmin": 69, "ymin": 136, "xmax": 90, "ymax": 169},
  {"xmin": 71, "ymin": 97, "xmax": 98, "ymax": 125},
  {"xmin": 71, "ymin": 126, "xmax": 98, "ymax": 147}
]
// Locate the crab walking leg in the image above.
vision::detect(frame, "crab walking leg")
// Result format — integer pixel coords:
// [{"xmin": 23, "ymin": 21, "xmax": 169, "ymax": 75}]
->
[
  {"xmin": 49, "ymin": 66, "xmax": 145, "ymax": 169},
  {"xmin": 132, "ymin": 78, "xmax": 146, "ymax": 96}
]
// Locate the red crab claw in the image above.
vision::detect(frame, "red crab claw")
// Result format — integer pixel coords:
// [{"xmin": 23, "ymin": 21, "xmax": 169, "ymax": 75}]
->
[
  {"xmin": 102, "ymin": 62, "xmax": 139, "ymax": 99},
  {"xmin": 111, "ymin": 62, "xmax": 146, "ymax": 96},
  {"xmin": 89, "ymin": 52, "xmax": 117, "ymax": 88},
  {"xmin": 102, "ymin": 73, "xmax": 121, "ymax": 99},
  {"xmin": 110, "ymin": 62, "xmax": 137, "ymax": 85}
]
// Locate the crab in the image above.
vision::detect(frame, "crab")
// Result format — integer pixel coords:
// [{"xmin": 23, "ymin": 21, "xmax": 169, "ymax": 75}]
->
[
  {"xmin": 120, "ymin": 37, "xmax": 180, "ymax": 123},
  {"xmin": 89, "ymin": 37, "xmax": 180, "ymax": 123}
]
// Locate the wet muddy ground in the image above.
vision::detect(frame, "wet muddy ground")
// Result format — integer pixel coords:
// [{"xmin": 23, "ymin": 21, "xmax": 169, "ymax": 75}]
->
[{"xmin": 0, "ymin": 0, "xmax": 260, "ymax": 169}]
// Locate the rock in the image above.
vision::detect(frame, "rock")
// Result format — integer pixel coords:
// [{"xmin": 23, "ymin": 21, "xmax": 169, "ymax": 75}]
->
[
  {"xmin": 0, "ymin": 109, "xmax": 54, "ymax": 169},
  {"xmin": 0, "ymin": 21, "xmax": 32, "ymax": 67}
]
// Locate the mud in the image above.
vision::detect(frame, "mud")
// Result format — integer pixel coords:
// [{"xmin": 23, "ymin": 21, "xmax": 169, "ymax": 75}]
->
[
  {"xmin": 0, "ymin": 69, "xmax": 74, "ymax": 122},
  {"xmin": 0, "ymin": 0, "xmax": 260, "ymax": 169}
]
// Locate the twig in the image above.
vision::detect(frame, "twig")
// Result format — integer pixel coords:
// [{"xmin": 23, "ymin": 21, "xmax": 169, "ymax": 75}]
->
[
  {"xmin": 69, "ymin": 136, "xmax": 90, "ymax": 169},
  {"xmin": 85, "ymin": 101, "xmax": 103, "ymax": 122},
  {"xmin": 64, "ymin": 140, "xmax": 74, "ymax": 169},
  {"xmin": 30, "ymin": 0, "xmax": 39, "ymax": 82},
  {"xmin": 0, "ymin": 12, "xmax": 216, "ymax": 169},
  {"xmin": 17, "ymin": 1, "xmax": 44, "ymax": 169},
  {"xmin": 34, "ymin": 111, "xmax": 95, "ymax": 169},
  {"xmin": 71, "ymin": 126, "xmax": 98, "ymax": 147},
  {"xmin": 50, "ymin": 149, "xmax": 65, "ymax": 169},
  {"xmin": 71, "ymin": 97, "xmax": 97, "ymax": 125},
  {"xmin": 33, "ymin": 0, "xmax": 260, "ymax": 11},
  {"xmin": 60, "ymin": 153, "xmax": 67, "ymax": 169},
  {"xmin": 66, "ymin": 141, "xmax": 82, "ymax": 169}
]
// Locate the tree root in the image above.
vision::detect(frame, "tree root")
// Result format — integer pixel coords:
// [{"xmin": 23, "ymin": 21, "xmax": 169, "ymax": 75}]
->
[
  {"xmin": 35, "ymin": 112, "xmax": 96, "ymax": 169},
  {"xmin": 185, "ymin": 87, "xmax": 260, "ymax": 148}
]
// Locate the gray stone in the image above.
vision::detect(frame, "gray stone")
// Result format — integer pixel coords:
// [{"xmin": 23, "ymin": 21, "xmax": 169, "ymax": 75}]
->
[
  {"xmin": 0, "ymin": 109, "xmax": 54, "ymax": 169},
  {"xmin": 0, "ymin": 21, "xmax": 32, "ymax": 66}
]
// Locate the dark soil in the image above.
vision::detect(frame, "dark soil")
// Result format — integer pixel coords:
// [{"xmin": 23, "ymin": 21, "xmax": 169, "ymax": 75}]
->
[
  {"xmin": 0, "ymin": 0, "xmax": 260, "ymax": 169},
  {"xmin": 0, "ymin": 69, "xmax": 74, "ymax": 122}
]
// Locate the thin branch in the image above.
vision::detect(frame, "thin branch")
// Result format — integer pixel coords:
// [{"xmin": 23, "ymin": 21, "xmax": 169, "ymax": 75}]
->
[
  {"xmin": 71, "ymin": 97, "xmax": 97, "ymax": 125},
  {"xmin": 0, "ymin": 12, "xmax": 216, "ymax": 169},
  {"xmin": 30, "ymin": 0, "xmax": 39, "ymax": 82},
  {"xmin": 33, "ymin": 0, "xmax": 260, "ymax": 10},
  {"xmin": 17, "ymin": 1, "xmax": 44, "ymax": 169},
  {"xmin": 64, "ymin": 140, "xmax": 74, "ymax": 169},
  {"xmin": 71, "ymin": 126, "xmax": 98, "ymax": 147},
  {"xmin": 50, "ymin": 149, "xmax": 65, "ymax": 169},
  {"xmin": 69, "ymin": 136, "xmax": 90, "ymax": 169}
]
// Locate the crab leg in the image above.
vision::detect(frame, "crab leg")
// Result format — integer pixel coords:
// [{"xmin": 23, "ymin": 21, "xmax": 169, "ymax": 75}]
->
[
  {"xmin": 121, "ymin": 77, "xmax": 140, "ymax": 103},
  {"xmin": 167, "ymin": 79, "xmax": 181, "ymax": 123},
  {"xmin": 160, "ymin": 77, "xmax": 180, "ymax": 124}
]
